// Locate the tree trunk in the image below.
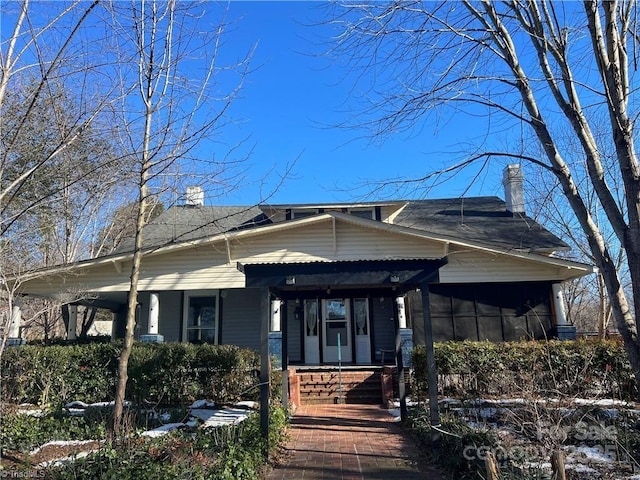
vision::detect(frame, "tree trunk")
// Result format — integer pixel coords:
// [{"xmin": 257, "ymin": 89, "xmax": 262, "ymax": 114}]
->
[
  {"xmin": 79, "ymin": 307, "xmax": 97, "ymax": 338},
  {"xmin": 111, "ymin": 134, "xmax": 151, "ymax": 439},
  {"xmin": 111, "ymin": 186, "xmax": 147, "ymax": 437}
]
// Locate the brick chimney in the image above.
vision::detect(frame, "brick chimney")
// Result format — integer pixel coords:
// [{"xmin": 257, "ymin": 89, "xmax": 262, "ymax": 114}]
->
[
  {"xmin": 185, "ymin": 186, "xmax": 204, "ymax": 206},
  {"xmin": 502, "ymin": 164, "xmax": 525, "ymax": 214}
]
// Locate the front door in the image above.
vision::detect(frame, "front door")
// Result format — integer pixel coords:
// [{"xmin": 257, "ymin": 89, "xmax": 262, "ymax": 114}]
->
[
  {"xmin": 322, "ymin": 299, "xmax": 353, "ymax": 363},
  {"xmin": 303, "ymin": 299, "xmax": 320, "ymax": 364},
  {"xmin": 353, "ymin": 298, "xmax": 372, "ymax": 364}
]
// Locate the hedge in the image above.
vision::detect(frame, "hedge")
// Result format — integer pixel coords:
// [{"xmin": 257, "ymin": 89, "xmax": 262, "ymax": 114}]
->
[
  {"xmin": 1, "ymin": 342, "xmax": 260, "ymax": 407},
  {"xmin": 412, "ymin": 339, "xmax": 637, "ymax": 400}
]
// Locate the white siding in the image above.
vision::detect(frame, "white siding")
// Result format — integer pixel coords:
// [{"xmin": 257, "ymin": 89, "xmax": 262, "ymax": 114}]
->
[
  {"xmin": 440, "ymin": 248, "xmax": 571, "ymax": 283},
  {"xmin": 22, "ymin": 248, "xmax": 244, "ymax": 295},
  {"xmin": 20, "ymin": 218, "xmax": 577, "ymax": 297},
  {"xmin": 231, "ymin": 220, "xmax": 443, "ymax": 263},
  {"xmin": 380, "ymin": 204, "xmax": 404, "ymax": 222}
]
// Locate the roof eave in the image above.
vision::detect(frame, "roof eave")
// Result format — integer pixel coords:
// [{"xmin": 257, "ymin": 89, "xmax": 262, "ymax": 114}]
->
[{"xmin": 16, "ymin": 211, "xmax": 594, "ymax": 281}]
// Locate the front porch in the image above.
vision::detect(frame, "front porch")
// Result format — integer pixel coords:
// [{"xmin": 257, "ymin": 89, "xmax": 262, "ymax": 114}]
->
[{"xmin": 243, "ymin": 259, "xmax": 445, "ymax": 435}]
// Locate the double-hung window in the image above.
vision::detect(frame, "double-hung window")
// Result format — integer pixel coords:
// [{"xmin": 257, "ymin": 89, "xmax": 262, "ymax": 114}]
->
[{"xmin": 183, "ymin": 291, "xmax": 218, "ymax": 344}]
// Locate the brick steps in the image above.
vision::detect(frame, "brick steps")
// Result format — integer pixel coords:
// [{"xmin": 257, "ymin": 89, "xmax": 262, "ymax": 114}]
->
[{"xmin": 296, "ymin": 370, "xmax": 382, "ymax": 405}]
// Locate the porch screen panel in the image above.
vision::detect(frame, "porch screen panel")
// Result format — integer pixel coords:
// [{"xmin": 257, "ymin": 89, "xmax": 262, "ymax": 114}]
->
[
  {"xmin": 502, "ymin": 316, "xmax": 529, "ymax": 340},
  {"xmin": 428, "ymin": 290, "xmax": 454, "ymax": 342},
  {"xmin": 477, "ymin": 317, "xmax": 504, "ymax": 342},
  {"xmin": 475, "ymin": 284, "xmax": 506, "ymax": 342},
  {"xmin": 416, "ymin": 282, "xmax": 553, "ymax": 342},
  {"xmin": 453, "ymin": 316, "xmax": 478, "ymax": 341}
]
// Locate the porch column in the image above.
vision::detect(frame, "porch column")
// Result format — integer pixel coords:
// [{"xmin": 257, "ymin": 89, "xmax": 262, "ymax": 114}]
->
[
  {"xmin": 396, "ymin": 296, "xmax": 413, "ymax": 421},
  {"xmin": 271, "ymin": 299, "xmax": 281, "ymax": 331},
  {"xmin": 552, "ymin": 283, "xmax": 568, "ymax": 326},
  {"xmin": 259, "ymin": 288, "xmax": 271, "ymax": 449},
  {"xmin": 141, "ymin": 293, "xmax": 164, "ymax": 343},
  {"xmin": 7, "ymin": 303, "xmax": 25, "ymax": 346},
  {"xmin": 269, "ymin": 300, "xmax": 283, "ymax": 369},
  {"xmin": 394, "ymin": 297, "xmax": 408, "ymax": 421},
  {"xmin": 397, "ymin": 297, "xmax": 407, "ymax": 328},
  {"xmin": 66, "ymin": 304, "xmax": 78, "ymax": 340},
  {"xmin": 419, "ymin": 282, "xmax": 441, "ymax": 446},
  {"xmin": 551, "ymin": 283, "xmax": 576, "ymax": 340},
  {"xmin": 280, "ymin": 300, "xmax": 289, "ymax": 410}
]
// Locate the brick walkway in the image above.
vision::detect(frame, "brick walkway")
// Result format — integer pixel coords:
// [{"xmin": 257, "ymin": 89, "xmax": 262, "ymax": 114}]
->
[{"xmin": 265, "ymin": 404, "xmax": 445, "ymax": 480}]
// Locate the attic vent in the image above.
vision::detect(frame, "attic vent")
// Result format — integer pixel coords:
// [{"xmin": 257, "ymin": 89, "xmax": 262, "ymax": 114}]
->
[
  {"xmin": 502, "ymin": 164, "xmax": 525, "ymax": 214},
  {"xmin": 185, "ymin": 186, "xmax": 204, "ymax": 206}
]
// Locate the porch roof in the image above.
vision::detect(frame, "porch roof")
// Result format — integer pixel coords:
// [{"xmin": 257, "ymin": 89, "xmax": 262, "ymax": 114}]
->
[{"xmin": 239, "ymin": 258, "xmax": 447, "ymax": 297}]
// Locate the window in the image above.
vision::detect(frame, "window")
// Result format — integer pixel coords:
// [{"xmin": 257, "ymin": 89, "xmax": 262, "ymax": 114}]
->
[
  {"xmin": 292, "ymin": 209, "xmax": 317, "ymax": 219},
  {"xmin": 349, "ymin": 209, "xmax": 374, "ymax": 219},
  {"xmin": 183, "ymin": 291, "xmax": 218, "ymax": 344}
]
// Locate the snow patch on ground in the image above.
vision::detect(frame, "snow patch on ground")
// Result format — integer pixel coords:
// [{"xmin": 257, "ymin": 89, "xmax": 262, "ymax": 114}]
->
[
  {"xmin": 388, "ymin": 408, "xmax": 401, "ymax": 422},
  {"xmin": 572, "ymin": 398, "xmax": 631, "ymax": 408},
  {"xmin": 39, "ymin": 450, "xmax": 93, "ymax": 467},
  {"xmin": 30, "ymin": 440, "xmax": 97, "ymax": 456},
  {"xmin": 17, "ymin": 405, "xmax": 45, "ymax": 417},
  {"xmin": 190, "ymin": 399, "xmax": 216, "ymax": 409},
  {"xmin": 29, "ymin": 397, "xmax": 257, "ymax": 467},
  {"xmin": 140, "ymin": 422, "xmax": 186, "ymax": 438},
  {"xmin": 64, "ymin": 400, "xmax": 133, "ymax": 416},
  {"xmin": 565, "ymin": 463, "xmax": 599, "ymax": 474},
  {"xmin": 141, "ymin": 402, "xmax": 253, "ymax": 437},
  {"xmin": 566, "ymin": 445, "xmax": 617, "ymax": 464}
]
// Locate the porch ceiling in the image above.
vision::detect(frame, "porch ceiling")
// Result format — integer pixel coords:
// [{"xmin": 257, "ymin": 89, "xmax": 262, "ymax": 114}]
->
[{"xmin": 238, "ymin": 258, "xmax": 447, "ymax": 296}]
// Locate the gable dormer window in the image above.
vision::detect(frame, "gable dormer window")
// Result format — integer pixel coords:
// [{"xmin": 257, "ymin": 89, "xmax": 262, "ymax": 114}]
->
[
  {"xmin": 292, "ymin": 209, "xmax": 317, "ymax": 219},
  {"xmin": 349, "ymin": 209, "xmax": 374, "ymax": 220}
]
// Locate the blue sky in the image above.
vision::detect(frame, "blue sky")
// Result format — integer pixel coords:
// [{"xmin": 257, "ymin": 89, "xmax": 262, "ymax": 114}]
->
[
  {"xmin": 218, "ymin": 1, "xmax": 508, "ymax": 205},
  {"xmin": 1, "ymin": 1, "xmax": 510, "ymax": 207}
]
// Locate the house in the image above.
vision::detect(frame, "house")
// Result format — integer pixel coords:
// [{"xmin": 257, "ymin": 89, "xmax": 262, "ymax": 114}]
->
[{"xmin": 13, "ymin": 165, "xmax": 594, "ymax": 412}]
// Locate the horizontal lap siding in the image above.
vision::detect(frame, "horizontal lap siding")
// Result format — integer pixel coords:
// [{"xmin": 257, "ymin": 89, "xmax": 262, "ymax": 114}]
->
[
  {"xmin": 22, "ymin": 248, "xmax": 244, "ymax": 294},
  {"xmin": 440, "ymin": 250, "xmax": 568, "ymax": 283},
  {"xmin": 22, "ymin": 220, "xmax": 571, "ymax": 300},
  {"xmin": 25, "ymin": 222, "xmax": 443, "ymax": 296},
  {"xmin": 232, "ymin": 221, "xmax": 443, "ymax": 263},
  {"xmin": 219, "ymin": 288, "xmax": 261, "ymax": 350}
]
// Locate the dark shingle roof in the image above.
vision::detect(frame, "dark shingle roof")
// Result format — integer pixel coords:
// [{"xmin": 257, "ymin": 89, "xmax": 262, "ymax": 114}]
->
[
  {"xmin": 112, "ymin": 197, "xmax": 568, "ymax": 256},
  {"xmin": 394, "ymin": 197, "xmax": 569, "ymax": 253},
  {"xmin": 113, "ymin": 205, "xmax": 270, "ymax": 253}
]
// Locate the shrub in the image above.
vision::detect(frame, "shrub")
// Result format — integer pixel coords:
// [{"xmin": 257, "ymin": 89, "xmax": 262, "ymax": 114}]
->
[
  {"xmin": 1, "ymin": 343, "xmax": 261, "ymax": 407},
  {"xmin": 1, "ymin": 408, "xmax": 107, "ymax": 453},
  {"xmin": 411, "ymin": 339, "xmax": 637, "ymax": 400}
]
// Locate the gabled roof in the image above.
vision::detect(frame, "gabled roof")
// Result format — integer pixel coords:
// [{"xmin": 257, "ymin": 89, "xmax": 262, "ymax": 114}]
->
[
  {"xmin": 109, "ymin": 196, "xmax": 567, "ymax": 257},
  {"xmin": 113, "ymin": 205, "xmax": 270, "ymax": 253}
]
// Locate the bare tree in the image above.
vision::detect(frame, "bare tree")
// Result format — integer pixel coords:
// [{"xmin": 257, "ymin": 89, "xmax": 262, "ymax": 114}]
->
[
  {"xmin": 0, "ymin": 0, "xmax": 119, "ymax": 352},
  {"xmin": 104, "ymin": 0, "xmax": 252, "ymax": 435},
  {"xmin": 527, "ymin": 165, "xmax": 628, "ymax": 337},
  {"xmin": 326, "ymin": 1, "xmax": 640, "ymax": 396}
]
